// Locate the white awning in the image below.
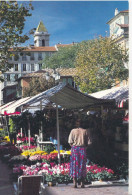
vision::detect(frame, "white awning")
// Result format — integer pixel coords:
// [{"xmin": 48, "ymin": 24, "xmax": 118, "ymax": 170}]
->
[
  {"xmin": 0, "ymin": 97, "xmax": 30, "ymax": 114},
  {"xmin": 0, "ymin": 100, "xmax": 16, "ymax": 114},
  {"xmin": 18, "ymin": 83, "xmax": 114, "ymax": 112},
  {"xmin": 90, "ymin": 86, "xmax": 128, "ymax": 107},
  {"xmin": 0, "ymin": 83, "xmax": 115, "ymax": 114}
]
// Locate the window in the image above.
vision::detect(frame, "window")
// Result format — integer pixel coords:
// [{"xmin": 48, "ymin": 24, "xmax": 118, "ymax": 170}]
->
[
  {"xmin": 7, "ymin": 74, "xmax": 10, "ymax": 81},
  {"xmin": 68, "ymin": 78, "xmax": 72, "ymax": 85},
  {"xmin": 15, "ymin": 64, "xmax": 18, "ymax": 71},
  {"xmin": 31, "ymin": 64, "xmax": 34, "ymax": 71},
  {"xmin": 39, "ymin": 64, "xmax": 42, "ymax": 70},
  {"xmin": 15, "ymin": 74, "xmax": 18, "ymax": 80},
  {"xmin": 45, "ymin": 52, "xmax": 49, "ymax": 57},
  {"xmin": 22, "ymin": 54, "xmax": 27, "ymax": 61},
  {"xmin": 42, "ymin": 39, "xmax": 45, "ymax": 46},
  {"xmin": 38, "ymin": 52, "xmax": 42, "ymax": 60},
  {"xmin": 23, "ymin": 64, "xmax": 26, "ymax": 71},
  {"xmin": 14, "ymin": 54, "xmax": 19, "ymax": 61},
  {"xmin": 30, "ymin": 53, "xmax": 34, "ymax": 60}
]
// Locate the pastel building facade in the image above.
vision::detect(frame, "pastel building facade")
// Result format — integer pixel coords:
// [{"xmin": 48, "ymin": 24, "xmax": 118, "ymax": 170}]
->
[
  {"xmin": 0, "ymin": 21, "xmax": 57, "ymax": 104},
  {"xmin": 107, "ymin": 9, "xmax": 129, "ymax": 86}
]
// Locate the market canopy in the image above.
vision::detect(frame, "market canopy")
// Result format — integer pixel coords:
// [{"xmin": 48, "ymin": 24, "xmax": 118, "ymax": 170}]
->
[
  {"xmin": 0, "ymin": 97, "xmax": 30, "ymax": 114},
  {"xmin": 18, "ymin": 83, "xmax": 114, "ymax": 111},
  {"xmin": 0, "ymin": 83, "xmax": 115, "ymax": 114},
  {"xmin": 90, "ymin": 85, "xmax": 128, "ymax": 108}
]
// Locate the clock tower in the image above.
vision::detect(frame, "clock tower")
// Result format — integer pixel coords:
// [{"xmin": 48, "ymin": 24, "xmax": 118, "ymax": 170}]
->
[{"xmin": 34, "ymin": 21, "xmax": 50, "ymax": 47}]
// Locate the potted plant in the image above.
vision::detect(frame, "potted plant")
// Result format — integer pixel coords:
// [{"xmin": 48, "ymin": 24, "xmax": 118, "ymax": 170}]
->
[
  {"xmin": 43, "ymin": 144, "xmax": 55, "ymax": 154},
  {"xmin": 46, "ymin": 174, "xmax": 56, "ymax": 186}
]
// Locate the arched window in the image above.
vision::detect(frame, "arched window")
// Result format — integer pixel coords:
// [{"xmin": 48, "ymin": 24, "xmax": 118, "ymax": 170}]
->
[{"xmin": 42, "ymin": 39, "xmax": 45, "ymax": 46}]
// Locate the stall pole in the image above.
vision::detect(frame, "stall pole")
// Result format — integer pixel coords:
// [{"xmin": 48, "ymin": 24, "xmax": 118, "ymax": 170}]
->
[
  {"xmin": 101, "ymin": 105, "xmax": 104, "ymax": 134},
  {"xmin": 21, "ymin": 128, "xmax": 22, "ymax": 137},
  {"xmin": 56, "ymin": 103, "xmax": 61, "ymax": 164},
  {"xmin": 40, "ymin": 100, "xmax": 43, "ymax": 142},
  {"xmin": 27, "ymin": 117, "xmax": 31, "ymax": 147}
]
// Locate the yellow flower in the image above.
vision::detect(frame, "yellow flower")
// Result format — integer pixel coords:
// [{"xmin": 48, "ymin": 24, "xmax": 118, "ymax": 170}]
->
[
  {"xmin": 50, "ymin": 150, "xmax": 58, "ymax": 154},
  {"xmin": 65, "ymin": 151, "xmax": 71, "ymax": 155},
  {"xmin": 4, "ymin": 136, "xmax": 10, "ymax": 142}
]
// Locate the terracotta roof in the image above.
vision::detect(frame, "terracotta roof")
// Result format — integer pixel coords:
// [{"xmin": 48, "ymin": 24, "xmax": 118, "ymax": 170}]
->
[
  {"xmin": 56, "ymin": 43, "xmax": 75, "ymax": 48},
  {"xmin": 43, "ymin": 68, "xmax": 77, "ymax": 77},
  {"xmin": 18, "ymin": 70, "xmax": 46, "ymax": 79},
  {"xmin": 116, "ymin": 23, "xmax": 129, "ymax": 28},
  {"xmin": 18, "ymin": 68, "xmax": 77, "ymax": 80},
  {"xmin": 120, "ymin": 10, "xmax": 129, "ymax": 13},
  {"xmin": 9, "ymin": 46, "xmax": 57, "ymax": 52},
  {"xmin": 56, "ymin": 68, "xmax": 77, "ymax": 76}
]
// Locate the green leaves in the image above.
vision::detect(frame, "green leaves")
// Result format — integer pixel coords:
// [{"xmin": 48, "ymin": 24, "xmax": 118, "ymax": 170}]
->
[
  {"xmin": 74, "ymin": 37, "xmax": 128, "ymax": 93},
  {"xmin": 0, "ymin": 1, "xmax": 33, "ymax": 80},
  {"xmin": 23, "ymin": 77, "xmax": 57, "ymax": 97},
  {"xmin": 42, "ymin": 44, "xmax": 79, "ymax": 69}
]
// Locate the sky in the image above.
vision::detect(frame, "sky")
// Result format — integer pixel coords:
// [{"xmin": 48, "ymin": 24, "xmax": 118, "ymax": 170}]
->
[{"xmin": 20, "ymin": 1, "xmax": 129, "ymax": 46}]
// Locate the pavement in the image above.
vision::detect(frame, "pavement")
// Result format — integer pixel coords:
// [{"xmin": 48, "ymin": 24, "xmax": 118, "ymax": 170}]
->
[
  {"xmin": 45, "ymin": 183, "xmax": 128, "ymax": 195},
  {"xmin": 0, "ymin": 160, "xmax": 14, "ymax": 195},
  {"xmin": 0, "ymin": 160, "xmax": 129, "ymax": 195}
]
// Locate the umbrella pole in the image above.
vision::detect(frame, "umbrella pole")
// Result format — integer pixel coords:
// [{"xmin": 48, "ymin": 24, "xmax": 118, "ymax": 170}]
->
[{"xmin": 56, "ymin": 103, "xmax": 61, "ymax": 164}]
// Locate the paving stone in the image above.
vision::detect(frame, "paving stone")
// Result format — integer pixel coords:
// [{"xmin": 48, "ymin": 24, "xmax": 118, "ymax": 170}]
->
[{"xmin": 45, "ymin": 183, "xmax": 128, "ymax": 195}]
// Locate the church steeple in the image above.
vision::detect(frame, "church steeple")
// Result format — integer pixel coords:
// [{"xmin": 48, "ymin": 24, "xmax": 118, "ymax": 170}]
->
[
  {"xmin": 36, "ymin": 21, "xmax": 48, "ymax": 33},
  {"xmin": 34, "ymin": 21, "xmax": 50, "ymax": 47}
]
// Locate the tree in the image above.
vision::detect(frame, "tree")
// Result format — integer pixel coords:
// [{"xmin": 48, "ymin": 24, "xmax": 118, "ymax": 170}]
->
[
  {"xmin": 0, "ymin": 1, "xmax": 34, "ymax": 81},
  {"xmin": 42, "ymin": 44, "xmax": 79, "ymax": 69},
  {"xmin": 23, "ymin": 77, "xmax": 57, "ymax": 97},
  {"xmin": 74, "ymin": 36, "xmax": 128, "ymax": 93}
]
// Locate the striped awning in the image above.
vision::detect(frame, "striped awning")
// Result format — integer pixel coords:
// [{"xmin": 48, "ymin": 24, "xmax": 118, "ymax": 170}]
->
[
  {"xmin": 91, "ymin": 86, "xmax": 128, "ymax": 108},
  {"xmin": 0, "ymin": 83, "xmax": 115, "ymax": 114},
  {"xmin": 19, "ymin": 83, "xmax": 114, "ymax": 111}
]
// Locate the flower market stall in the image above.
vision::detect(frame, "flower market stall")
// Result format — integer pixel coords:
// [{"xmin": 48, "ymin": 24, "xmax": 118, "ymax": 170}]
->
[
  {"xmin": 0, "ymin": 83, "xmax": 114, "ymax": 162},
  {"xmin": 0, "ymin": 137, "xmax": 117, "ymax": 186},
  {"xmin": 91, "ymin": 85, "xmax": 129, "ymax": 153},
  {"xmin": 14, "ymin": 83, "xmax": 114, "ymax": 163},
  {"xmin": 0, "ymin": 83, "xmax": 128, "ymax": 187}
]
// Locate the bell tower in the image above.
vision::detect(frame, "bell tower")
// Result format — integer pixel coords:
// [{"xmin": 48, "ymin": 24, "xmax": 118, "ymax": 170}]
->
[{"xmin": 34, "ymin": 21, "xmax": 50, "ymax": 47}]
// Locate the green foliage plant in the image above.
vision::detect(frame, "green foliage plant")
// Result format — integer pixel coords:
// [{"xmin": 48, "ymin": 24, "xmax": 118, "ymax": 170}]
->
[
  {"xmin": 0, "ymin": 1, "xmax": 34, "ymax": 81},
  {"xmin": 75, "ymin": 36, "xmax": 128, "ymax": 93},
  {"xmin": 43, "ymin": 144, "xmax": 55, "ymax": 154},
  {"xmin": 23, "ymin": 76, "xmax": 56, "ymax": 97},
  {"xmin": 42, "ymin": 44, "xmax": 79, "ymax": 69}
]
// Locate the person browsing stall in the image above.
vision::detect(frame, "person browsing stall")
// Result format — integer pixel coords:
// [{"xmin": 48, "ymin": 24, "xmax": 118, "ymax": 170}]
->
[{"xmin": 68, "ymin": 118, "xmax": 91, "ymax": 188}]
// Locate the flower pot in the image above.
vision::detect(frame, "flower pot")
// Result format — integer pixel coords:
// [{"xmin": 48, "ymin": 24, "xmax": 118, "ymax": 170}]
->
[{"xmin": 48, "ymin": 181, "xmax": 56, "ymax": 186}]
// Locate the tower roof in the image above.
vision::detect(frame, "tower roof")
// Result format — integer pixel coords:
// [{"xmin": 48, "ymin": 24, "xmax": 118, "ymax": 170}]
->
[{"xmin": 36, "ymin": 21, "xmax": 48, "ymax": 32}]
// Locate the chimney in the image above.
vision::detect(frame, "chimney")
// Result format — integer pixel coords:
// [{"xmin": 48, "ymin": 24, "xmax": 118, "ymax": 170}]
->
[{"xmin": 115, "ymin": 8, "xmax": 119, "ymax": 16}]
